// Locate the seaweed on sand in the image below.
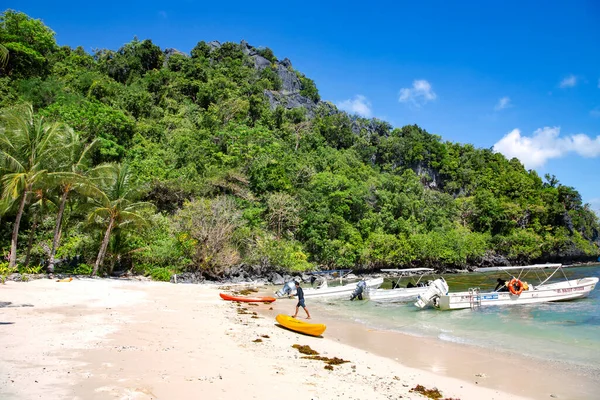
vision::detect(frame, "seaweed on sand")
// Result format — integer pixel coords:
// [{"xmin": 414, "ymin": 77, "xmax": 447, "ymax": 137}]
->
[
  {"xmin": 409, "ymin": 384, "xmax": 460, "ymax": 400},
  {"xmin": 261, "ymin": 335, "xmax": 270, "ymax": 338},
  {"xmin": 252, "ymin": 338, "xmax": 263, "ymax": 343},
  {"xmin": 292, "ymin": 344, "xmax": 350, "ymax": 370},
  {"xmin": 236, "ymin": 288, "xmax": 258, "ymax": 296},
  {"xmin": 292, "ymin": 344, "xmax": 319, "ymax": 355},
  {"xmin": 302, "ymin": 355, "xmax": 349, "ymax": 366}
]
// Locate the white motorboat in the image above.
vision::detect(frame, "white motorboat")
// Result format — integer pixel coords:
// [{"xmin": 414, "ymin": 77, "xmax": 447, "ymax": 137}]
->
[
  {"xmin": 275, "ymin": 276, "xmax": 384, "ymax": 300},
  {"xmin": 367, "ymin": 268, "xmax": 436, "ymax": 302},
  {"xmin": 415, "ymin": 263, "xmax": 598, "ymax": 310}
]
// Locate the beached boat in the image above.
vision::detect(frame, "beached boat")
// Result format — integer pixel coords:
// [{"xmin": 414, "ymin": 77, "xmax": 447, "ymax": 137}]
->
[
  {"xmin": 275, "ymin": 314, "xmax": 326, "ymax": 336},
  {"xmin": 219, "ymin": 293, "xmax": 276, "ymax": 303},
  {"xmin": 367, "ymin": 268, "xmax": 436, "ymax": 303},
  {"xmin": 275, "ymin": 276, "xmax": 384, "ymax": 300},
  {"xmin": 415, "ymin": 264, "xmax": 598, "ymax": 310}
]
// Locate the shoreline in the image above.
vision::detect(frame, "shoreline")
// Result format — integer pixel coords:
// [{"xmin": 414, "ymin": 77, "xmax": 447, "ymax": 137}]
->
[
  {"xmin": 260, "ymin": 288, "xmax": 599, "ymax": 400},
  {"xmin": 1, "ymin": 278, "xmax": 597, "ymax": 399}
]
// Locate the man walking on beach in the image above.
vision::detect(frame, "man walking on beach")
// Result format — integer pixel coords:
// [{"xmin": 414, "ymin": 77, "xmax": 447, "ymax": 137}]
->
[{"xmin": 292, "ymin": 281, "xmax": 311, "ymax": 319}]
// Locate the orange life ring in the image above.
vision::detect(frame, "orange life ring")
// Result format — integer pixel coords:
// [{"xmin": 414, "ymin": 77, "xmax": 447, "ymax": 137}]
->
[{"xmin": 508, "ymin": 278, "xmax": 523, "ymax": 295}]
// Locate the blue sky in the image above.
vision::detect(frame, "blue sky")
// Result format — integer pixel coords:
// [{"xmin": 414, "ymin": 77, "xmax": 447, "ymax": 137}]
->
[{"xmin": 5, "ymin": 1, "xmax": 600, "ymax": 212}]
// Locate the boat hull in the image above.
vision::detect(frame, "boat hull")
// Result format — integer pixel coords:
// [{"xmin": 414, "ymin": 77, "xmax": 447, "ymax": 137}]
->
[
  {"xmin": 367, "ymin": 286, "xmax": 429, "ymax": 302},
  {"xmin": 302, "ymin": 277, "xmax": 384, "ymax": 299},
  {"xmin": 275, "ymin": 314, "xmax": 326, "ymax": 336},
  {"xmin": 436, "ymin": 277, "xmax": 598, "ymax": 310},
  {"xmin": 219, "ymin": 293, "xmax": 276, "ymax": 303}
]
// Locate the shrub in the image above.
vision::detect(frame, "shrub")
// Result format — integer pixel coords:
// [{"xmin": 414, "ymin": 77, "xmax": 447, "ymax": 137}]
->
[
  {"xmin": 73, "ymin": 263, "xmax": 92, "ymax": 275},
  {"xmin": 17, "ymin": 264, "xmax": 43, "ymax": 274},
  {"xmin": 149, "ymin": 267, "xmax": 172, "ymax": 282}
]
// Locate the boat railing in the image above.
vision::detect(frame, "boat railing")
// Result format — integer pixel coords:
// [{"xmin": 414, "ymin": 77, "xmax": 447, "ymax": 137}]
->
[
  {"xmin": 469, "ymin": 287, "xmax": 481, "ymax": 309},
  {"xmin": 309, "ymin": 269, "xmax": 352, "ymax": 285}
]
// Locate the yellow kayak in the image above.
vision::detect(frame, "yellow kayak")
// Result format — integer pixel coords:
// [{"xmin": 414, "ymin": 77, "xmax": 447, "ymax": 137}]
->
[{"xmin": 275, "ymin": 314, "xmax": 326, "ymax": 337}]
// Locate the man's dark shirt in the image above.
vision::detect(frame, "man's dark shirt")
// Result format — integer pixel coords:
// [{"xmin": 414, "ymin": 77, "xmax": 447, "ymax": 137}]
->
[{"xmin": 296, "ymin": 286, "xmax": 304, "ymax": 301}]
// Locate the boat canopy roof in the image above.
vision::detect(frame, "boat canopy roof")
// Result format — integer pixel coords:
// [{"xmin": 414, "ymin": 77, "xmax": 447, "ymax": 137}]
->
[
  {"xmin": 380, "ymin": 268, "xmax": 435, "ymax": 273},
  {"xmin": 475, "ymin": 263, "xmax": 562, "ymax": 272}
]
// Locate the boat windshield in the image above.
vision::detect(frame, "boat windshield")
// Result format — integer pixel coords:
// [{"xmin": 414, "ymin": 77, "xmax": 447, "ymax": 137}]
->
[{"xmin": 381, "ymin": 268, "xmax": 435, "ymax": 289}]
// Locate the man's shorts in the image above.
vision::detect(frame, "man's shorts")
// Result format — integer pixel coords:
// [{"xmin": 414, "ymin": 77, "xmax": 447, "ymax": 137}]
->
[{"xmin": 297, "ymin": 299, "xmax": 306, "ymax": 308}]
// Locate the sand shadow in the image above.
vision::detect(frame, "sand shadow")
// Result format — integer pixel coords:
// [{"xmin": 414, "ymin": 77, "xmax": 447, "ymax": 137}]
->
[
  {"xmin": 274, "ymin": 323, "xmax": 324, "ymax": 338},
  {"xmin": 0, "ymin": 322, "xmax": 15, "ymax": 325}
]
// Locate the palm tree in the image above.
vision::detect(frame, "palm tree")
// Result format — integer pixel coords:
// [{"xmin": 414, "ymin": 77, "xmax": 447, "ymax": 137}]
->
[
  {"xmin": 0, "ymin": 44, "xmax": 8, "ymax": 68},
  {"xmin": 87, "ymin": 163, "xmax": 153, "ymax": 276},
  {"xmin": 0, "ymin": 104, "xmax": 66, "ymax": 268},
  {"xmin": 46, "ymin": 129, "xmax": 99, "ymax": 273},
  {"xmin": 24, "ymin": 188, "xmax": 56, "ymax": 267}
]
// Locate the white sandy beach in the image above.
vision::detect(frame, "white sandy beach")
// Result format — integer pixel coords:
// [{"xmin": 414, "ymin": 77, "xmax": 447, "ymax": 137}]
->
[{"xmin": 0, "ymin": 278, "xmax": 595, "ymax": 400}]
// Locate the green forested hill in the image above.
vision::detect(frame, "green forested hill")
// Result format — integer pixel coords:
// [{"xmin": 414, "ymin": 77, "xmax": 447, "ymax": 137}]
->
[{"xmin": 0, "ymin": 10, "xmax": 598, "ymax": 280}]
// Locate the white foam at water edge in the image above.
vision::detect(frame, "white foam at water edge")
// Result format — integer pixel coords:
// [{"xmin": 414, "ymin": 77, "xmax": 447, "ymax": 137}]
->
[{"xmin": 438, "ymin": 333, "xmax": 471, "ymax": 345}]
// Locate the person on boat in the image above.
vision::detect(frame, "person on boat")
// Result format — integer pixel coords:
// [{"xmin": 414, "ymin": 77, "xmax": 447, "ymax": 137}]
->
[
  {"xmin": 495, "ymin": 278, "xmax": 508, "ymax": 292},
  {"xmin": 406, "ymin": 282, "xmax": 415, "ymax": 288},
  {"xmin": 292, "ymin": 281, "xmax": 311, "ymax": 319}
]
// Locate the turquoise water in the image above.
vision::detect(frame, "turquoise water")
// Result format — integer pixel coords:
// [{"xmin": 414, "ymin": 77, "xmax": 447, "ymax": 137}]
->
[{"xmin": 316, "ymin": 264, "xmax": 600, "ymax": 373}]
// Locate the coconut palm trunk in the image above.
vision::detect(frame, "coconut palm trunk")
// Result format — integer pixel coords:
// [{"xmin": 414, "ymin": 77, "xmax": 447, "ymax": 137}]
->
[
  {"xmin": 24, "ymin": 213, "xmax": 38, "ymax": 267},
  {"xmin": 92, "ymin": 216, "xmax": 114, "ymax": 276},
  {"xmin": 48, "ymin": 189, "xmax": 69, "ymax": 273},
  {"xmin": 9, "ymin": 189, "xmax": 29, "ymax": 268}
]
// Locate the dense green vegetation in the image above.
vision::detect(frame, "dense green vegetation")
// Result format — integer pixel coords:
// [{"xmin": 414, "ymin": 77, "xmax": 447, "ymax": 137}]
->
[{"xmin": 0, "ymin": 10, "xmax": 598, "ymax": 280}]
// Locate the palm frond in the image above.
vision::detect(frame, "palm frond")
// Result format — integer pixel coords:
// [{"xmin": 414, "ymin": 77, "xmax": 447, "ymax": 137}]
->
[{"xmin": 0, "ymin": 44, "xmax": 8, "ymax": 68}]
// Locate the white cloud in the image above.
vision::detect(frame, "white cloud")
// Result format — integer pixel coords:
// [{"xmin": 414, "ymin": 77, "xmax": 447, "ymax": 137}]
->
[
  {"xmin": 337, "ymin": 95, "xmax": 372, "ymax": 118},
  {"xmin": 559, "ymin": 75, "xmax": 577, "ymax": 88},
  {"xmin": 494, "ymin": 96, "xmax": 512, "ymax": 111},
  {"xmin": 398, "ymin": 79, "xmax": 436, "ymax": 106},
  {"xmin": 493, "ymin": 127, "xmax": 600, "ymax": 168}
]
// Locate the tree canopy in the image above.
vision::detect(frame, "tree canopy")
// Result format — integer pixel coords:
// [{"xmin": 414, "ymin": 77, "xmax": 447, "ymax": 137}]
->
[{"xmin": 0, "ymin": 10, "xmax": 598, "ymax": 280}]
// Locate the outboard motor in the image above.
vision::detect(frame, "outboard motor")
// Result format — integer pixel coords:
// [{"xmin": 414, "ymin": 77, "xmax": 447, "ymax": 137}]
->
[
  {"xmin": 350, "ymin": 280, "xmax": 367, "ymax": 301},
  {"xmin": 276, "ymin": 280, "xmax": 297, "ymax": 297},
  {"xmin": 414, "ymin": 278, "xmax": 449, "ymax": 308}
]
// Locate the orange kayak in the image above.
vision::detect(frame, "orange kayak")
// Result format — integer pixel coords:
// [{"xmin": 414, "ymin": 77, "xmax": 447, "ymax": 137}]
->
[
  {"xmin": 219, "ymin": 293, "xmax": 276, "ymax": 303},
  {"xmin": 276, "ymin": 314, "xmax": 326, "ymax": 337}
]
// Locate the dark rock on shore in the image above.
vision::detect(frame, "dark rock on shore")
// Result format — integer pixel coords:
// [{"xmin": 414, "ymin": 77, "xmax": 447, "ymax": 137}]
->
[{"xmin": 170, "ymin": 272, "xmax": 204, "ymax": 284}]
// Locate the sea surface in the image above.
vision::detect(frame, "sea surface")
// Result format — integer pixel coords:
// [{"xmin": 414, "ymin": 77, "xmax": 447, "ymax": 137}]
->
[{"xmin": 313, "ymin": 264, "xmax": 600, "ymax": 374}]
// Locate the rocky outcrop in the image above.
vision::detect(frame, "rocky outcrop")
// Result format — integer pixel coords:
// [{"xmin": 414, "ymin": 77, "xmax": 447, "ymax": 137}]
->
[
  {"xmin": 163, "ymin": 48, "xmax": 188, "ymax": 67},
  {"xmin": 415, "ymin": 162, "xmax": 441, "ymax": 189},
  {"xmin": 170, "ymin": 272, "xmax": 204, "ymax": 284},
  {"xmin": 239, "ymin": 40, "xmax": 318, "ymax": 112},
  {"xmin": 208, "ymin": 40, "xmax": 222, "ymax": 51},
  {"xmin": 164, "ymin": 48, "xmax": 187, "ymax": 59},
  {"xmin": 264, "ymin": 91, "xmax": 318, "ymax": 113}
]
